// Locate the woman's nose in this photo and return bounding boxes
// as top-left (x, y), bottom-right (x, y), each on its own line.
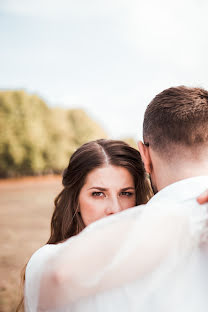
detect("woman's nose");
top-left (105, 197), bottom-right (122, 215)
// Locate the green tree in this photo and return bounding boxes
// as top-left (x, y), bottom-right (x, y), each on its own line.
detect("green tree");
top-left (0, 90), bottom-right (107, 177)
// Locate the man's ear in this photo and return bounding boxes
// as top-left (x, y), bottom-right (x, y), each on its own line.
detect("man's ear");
top-left (138, 141), bottom-right (152, 174)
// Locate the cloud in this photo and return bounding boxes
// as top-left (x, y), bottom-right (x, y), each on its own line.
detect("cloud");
top-left (0, 0), bottom-right (130, 20)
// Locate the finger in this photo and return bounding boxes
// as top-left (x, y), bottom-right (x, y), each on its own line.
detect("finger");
top-left (197, 189), bottom-right (208, 205)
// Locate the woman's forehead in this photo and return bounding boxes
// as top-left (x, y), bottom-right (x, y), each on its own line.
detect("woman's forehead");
top-left (83, 165), bottom-right (134, 189)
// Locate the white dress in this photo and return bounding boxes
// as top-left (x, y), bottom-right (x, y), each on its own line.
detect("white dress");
top-left (25, 176), bottom-right (208, 312)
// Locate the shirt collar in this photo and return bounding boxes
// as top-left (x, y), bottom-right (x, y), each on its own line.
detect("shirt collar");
top-left (148, 176), bottom-right (208, 205)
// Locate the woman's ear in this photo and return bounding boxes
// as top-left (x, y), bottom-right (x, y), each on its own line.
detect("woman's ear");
top-left (138, 141), bottom-right (153, 174)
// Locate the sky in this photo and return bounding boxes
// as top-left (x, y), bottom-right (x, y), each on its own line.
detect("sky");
top-left (0, 0), bottom-right (208, 140)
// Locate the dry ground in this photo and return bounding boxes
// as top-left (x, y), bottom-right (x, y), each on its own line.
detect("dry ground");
top-left (0, 176), bottom-right (62, 312)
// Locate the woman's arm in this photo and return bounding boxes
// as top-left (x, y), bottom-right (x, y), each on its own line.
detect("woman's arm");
top-left (38, 205), bottom-right (191, 310)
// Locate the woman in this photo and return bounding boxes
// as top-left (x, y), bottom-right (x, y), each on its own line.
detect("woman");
top-left (22, 139), bottom-right (152, 311)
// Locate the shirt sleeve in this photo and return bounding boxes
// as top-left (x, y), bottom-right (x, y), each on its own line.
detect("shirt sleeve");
top-left (38, 203), bottom-right (203, 311)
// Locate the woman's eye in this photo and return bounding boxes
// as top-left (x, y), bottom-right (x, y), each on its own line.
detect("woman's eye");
top-left (92, 192), bottom-right (104, 197)
top-left (120, 191), bottom-right (134, 197)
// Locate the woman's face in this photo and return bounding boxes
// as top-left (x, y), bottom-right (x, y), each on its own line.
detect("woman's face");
top-left (79, 165), bottom-right (136, 226)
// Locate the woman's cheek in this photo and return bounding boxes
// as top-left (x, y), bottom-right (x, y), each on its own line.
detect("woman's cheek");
top-left (80, 198), bottom-right (105, 225)
top-left (122, 196), bottom-right (136, 210)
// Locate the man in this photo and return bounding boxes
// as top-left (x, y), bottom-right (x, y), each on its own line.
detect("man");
top-left (39, 86), bottom-right (208, 311)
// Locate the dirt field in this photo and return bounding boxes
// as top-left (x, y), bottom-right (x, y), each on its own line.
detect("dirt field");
top-left (0, 176), bottom-right (62, 312)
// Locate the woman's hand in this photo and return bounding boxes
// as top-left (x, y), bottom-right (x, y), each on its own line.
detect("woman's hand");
top-left (197, 190), bottom-right (208, 204)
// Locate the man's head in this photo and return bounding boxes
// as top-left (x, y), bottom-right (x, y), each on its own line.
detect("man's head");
top-left (138, 86), bottom-right (208, 192)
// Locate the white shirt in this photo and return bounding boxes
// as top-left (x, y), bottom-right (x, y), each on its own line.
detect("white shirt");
top-left (25, 176), bottom-right (208, 312)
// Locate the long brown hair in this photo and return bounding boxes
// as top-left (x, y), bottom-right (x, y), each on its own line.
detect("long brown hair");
top-left (17, 139), bottom-right (152, 311)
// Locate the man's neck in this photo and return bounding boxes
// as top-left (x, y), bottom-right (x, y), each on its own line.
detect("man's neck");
top-left (155, 161), bottom-right (208, 192)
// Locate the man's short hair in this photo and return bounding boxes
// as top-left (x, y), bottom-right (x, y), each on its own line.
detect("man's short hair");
top-left (143, 86), bottom-right (208, 153)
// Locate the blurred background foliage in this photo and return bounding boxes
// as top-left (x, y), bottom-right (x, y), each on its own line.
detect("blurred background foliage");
top-left (0, 90), bottom-right (137, 178)
top-left (0, 90), bottom-right (108, 178)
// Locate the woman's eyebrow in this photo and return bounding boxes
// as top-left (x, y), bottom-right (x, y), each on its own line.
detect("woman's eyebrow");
top-left (88, 187), bottom-right (107, 191)
top-left (121, 187), bottom-right (135, 191)
top-left (87, 187), bottom-right (135, 191)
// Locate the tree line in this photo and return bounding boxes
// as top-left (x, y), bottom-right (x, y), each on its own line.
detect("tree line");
top-left (0, 90), bottom-right (107, 177)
